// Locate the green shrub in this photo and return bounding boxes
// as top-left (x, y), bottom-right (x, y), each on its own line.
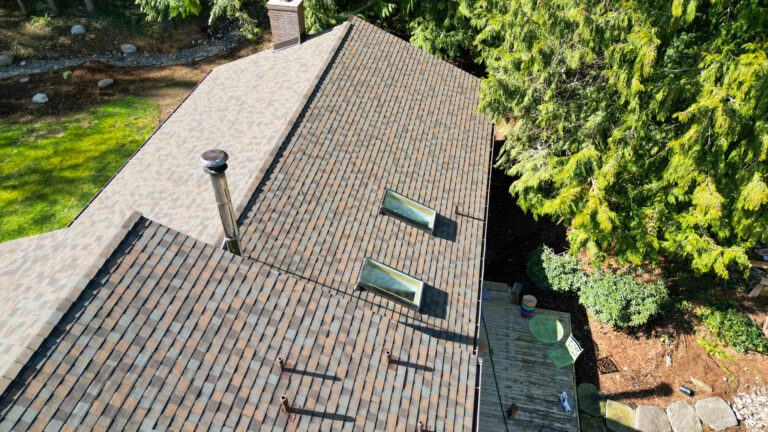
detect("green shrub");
top-left (697, 307), bottom-right (768, 354)
top-left (578, 270), bottom-right (669, 328)
top-left (526, 245), bottom-right (585, 293)
top-left (527, 244), bottom-right (669, 328)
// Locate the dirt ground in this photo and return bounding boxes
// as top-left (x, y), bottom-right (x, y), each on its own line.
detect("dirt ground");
top-left (0, 0), bottom-right (233, 59)
top-left (484, 141), bottom-right (768, 429)
top-left (0, 36), bottom-right (269, 124)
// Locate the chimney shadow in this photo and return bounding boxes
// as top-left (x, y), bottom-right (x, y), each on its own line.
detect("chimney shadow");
top-left (420, 284), bottom-right (448, 319)
top-left (282, 368), bottom-right (341, 382)
top-left (433, 214), bottom-right (457, 242)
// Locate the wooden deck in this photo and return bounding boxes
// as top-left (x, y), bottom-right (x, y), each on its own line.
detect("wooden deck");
top-left (478, 283), bottom-right (580, 431)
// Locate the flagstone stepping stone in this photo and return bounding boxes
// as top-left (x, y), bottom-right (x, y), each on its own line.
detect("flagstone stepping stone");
top-left (666, 402), bottom-right (701, 432)
top-left (581, 413), bottom-right (607, 432)
top-left (606, 400), bottom-right (635, 432)
top-left (71, 24), bottom-right (86, 35)
top-left (635, 406), bottom-right (671, 432)
top-left (579, 383), bottom-right (607, 418)
top-left (694, 397), bottom-right (737, 431)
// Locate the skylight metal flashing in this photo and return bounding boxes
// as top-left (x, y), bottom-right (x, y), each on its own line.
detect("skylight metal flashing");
top-left (357, 258), bottom-right (424, 310)
top-left (380, 189), bottom-right (437, 233)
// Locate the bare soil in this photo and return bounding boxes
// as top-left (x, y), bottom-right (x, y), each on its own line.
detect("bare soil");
top-left (0, 1), bottom-right (229, 59)
top-left (484, 141), bottom-right (768, 429)
top-left (0, 37), bottom-right (269, 124)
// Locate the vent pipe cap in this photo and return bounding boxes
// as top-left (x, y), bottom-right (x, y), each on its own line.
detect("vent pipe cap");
top-left (200, 149), bottom-right (229, 173)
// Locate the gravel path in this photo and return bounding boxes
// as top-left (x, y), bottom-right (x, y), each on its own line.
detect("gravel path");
top-left (0, 33), bottom-right (243, 81)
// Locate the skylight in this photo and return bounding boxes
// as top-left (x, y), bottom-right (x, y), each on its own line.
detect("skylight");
top-left (358, 258), bottom-right (424, 310)
top-left (380, 189), bottom-right (437, 233)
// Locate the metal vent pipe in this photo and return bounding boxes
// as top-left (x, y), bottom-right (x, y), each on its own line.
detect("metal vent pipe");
top-left (199, 149), bottom-right (242, 256)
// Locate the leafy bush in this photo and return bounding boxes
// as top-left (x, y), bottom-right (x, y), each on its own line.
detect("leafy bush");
top-left (578, 270), bottom-right (669, 328)
top-left (697, 307), bottom-right (768, 354)
top-left (527, 244), bottom-right (668, 328)
top-left (526, 245), bottom-right (584, 293)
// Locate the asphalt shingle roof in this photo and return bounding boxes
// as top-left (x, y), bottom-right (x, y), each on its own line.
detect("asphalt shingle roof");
top-left (238, 18), bottom-right (492, 340)
top-left (0, 17), bottom-right (491, 432)
top-left (0, 218), bottom-right (477, 431)
top-left (0, 23), bottom-right (347, 392)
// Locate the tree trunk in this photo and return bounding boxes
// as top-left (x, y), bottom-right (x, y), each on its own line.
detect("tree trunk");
top-left (83, 0), bottom-right (95, 12)
top-left (46, 0), bottom-right (59, 14)
top-left (16, 0), bottom-right (28, 14)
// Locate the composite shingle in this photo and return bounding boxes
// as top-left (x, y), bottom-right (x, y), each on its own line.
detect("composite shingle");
top-left (0, 16), bottom-right (491, 432)
top-left (0, 219), bottom-right (477, 430)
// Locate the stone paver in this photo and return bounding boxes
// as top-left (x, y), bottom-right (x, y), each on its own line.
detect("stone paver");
top-left (606, 400), bottom-right (636, 432)
top-left (579, 382), bottom-right (607, 417)
top-left (695, 397), bottom-right (738, 431)
top-left (635, 405), bottom-right (672, 432)
top-left (581, 413), bottom-right (608, 432)
top-left (667, 402), bottom-right (702, 432)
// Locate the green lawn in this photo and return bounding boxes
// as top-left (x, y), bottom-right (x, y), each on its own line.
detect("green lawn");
top-left (0, 96), bottom-right (159, 243)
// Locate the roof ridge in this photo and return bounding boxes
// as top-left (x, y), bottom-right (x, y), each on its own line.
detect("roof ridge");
top-left (347, 16), bottom-right (482, 81)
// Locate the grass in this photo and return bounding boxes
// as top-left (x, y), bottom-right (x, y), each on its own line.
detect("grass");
top-left (0, 96), bottom-right (159, 243)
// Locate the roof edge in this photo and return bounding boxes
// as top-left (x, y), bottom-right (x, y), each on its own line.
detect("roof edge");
top-left (0, 210), bottom-right (144, 397)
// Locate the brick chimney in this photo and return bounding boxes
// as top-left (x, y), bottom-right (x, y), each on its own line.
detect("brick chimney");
top-left (267, 0), bottom-right (306, 50)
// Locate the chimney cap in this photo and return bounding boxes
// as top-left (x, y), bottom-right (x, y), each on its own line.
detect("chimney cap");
top-left (200, 149), bottom-right (229, 169)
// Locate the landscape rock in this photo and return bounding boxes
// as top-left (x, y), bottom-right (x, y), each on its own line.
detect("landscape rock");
top-left (690, 377), bottom-right (713, 393)
top-left (1, 30), bottom-right (243, 81)
top-left (19, 77), bottom-right (30, 83)
top-left (579, 383), bottom-right (607, 418)
top-left (581, 413), bottom-right (607, 432)
top-left (32, 93), bottom-right (48, 104)
top-left (606, 400), bottom-right (635, 432)
top-left (70, 24), bottom-right (86, 35)
top-left (121, 44), bottom-right (137, 54)
top-left (635, 406), bottom-right (672, 432)
top-left (732, 386), bottom-right (768, 430)
top-left (0, 54), bottom-right (14, 67)
top-left (20, 60), bottom-right (26, 66)
top-left (667, 402), bottom-right (702, 432)
top-left (695, 397), bottom-right (738, 431)
top-left (97, 78), bottom-right (114, 88)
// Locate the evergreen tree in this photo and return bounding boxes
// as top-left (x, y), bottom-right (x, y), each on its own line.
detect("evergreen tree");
top-left (136, 0), bottom-right (261, 38)
top-left (304, 0), bottom-right (476, 60)
top-left (466, 0), bottom-right (768, 277)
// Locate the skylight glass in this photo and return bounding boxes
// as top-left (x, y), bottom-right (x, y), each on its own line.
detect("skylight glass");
top-left (358, 258), bottom-right (424, 310)
top-left (380, 189), bottom-right (437, 233)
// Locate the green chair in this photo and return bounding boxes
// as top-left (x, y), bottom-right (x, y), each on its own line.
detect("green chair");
top-left (548, 334), bottom-right (583, 369)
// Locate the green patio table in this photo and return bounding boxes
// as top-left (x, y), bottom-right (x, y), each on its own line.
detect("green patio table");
top-left (528, 314), bottom-right (564, 344)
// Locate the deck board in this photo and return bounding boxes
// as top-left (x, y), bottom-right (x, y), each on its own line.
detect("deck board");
top-left (478, 289), bottom-right (580, 431)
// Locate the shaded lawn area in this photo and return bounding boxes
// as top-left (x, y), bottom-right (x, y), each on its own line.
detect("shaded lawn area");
top-left (0, 96), bottom-right (159, 243)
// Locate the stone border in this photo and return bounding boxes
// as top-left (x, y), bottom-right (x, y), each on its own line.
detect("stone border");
top-left (580, 383), bottom-right (739, 432)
